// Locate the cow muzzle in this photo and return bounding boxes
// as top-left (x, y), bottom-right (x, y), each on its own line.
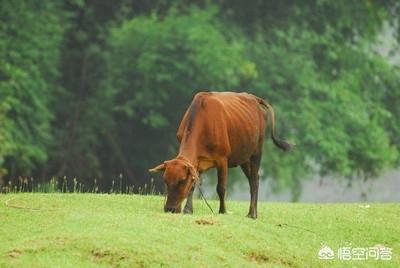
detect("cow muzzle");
top-left (164, 206), bottom-right (181, 213)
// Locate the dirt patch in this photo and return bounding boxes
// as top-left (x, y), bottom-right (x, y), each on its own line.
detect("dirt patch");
top-left (194, 219), bottom-right (217, 225)
top-left (246, 251), bottom-right (295, 267)
top-left (89, 248), bottom-right (150, 268)
top-left (6, 249), bottom-right (22, 258)
top-left (90, 248), bottom-right (128, 266)
top-left (247, 252), bottom-right (270, 263)
top-left (91, 249), bottom-right (113, 259)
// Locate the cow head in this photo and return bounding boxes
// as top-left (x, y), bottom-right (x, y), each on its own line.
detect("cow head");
top-left (149, 157), bottom-right (199, 213)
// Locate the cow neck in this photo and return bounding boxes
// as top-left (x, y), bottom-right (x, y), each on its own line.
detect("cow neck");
top-left (177, 131), bottom-right (199, 169)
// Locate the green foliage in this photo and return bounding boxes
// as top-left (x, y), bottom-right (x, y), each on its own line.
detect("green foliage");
top-left (0, 1), bottom-right (65, 177)
top-left (106, 6), bottom-right (254, 122)
top-left (100, 6), bottom-right (256, 186)
top-left (1, 1), bottom-right (400, 198)
top-left (44, 1), bottom-right (112, 181)
top-left (238, 2), bottom-right (400, 196)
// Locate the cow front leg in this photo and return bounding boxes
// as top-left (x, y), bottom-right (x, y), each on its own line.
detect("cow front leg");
top-left (216, 161), bottom-right (228, 214)
top-left (183, 185), bottom-right (195, 214)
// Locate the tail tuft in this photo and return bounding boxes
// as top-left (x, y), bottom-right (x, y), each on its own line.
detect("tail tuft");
top-left (272, 138), bottom-right (294, 152)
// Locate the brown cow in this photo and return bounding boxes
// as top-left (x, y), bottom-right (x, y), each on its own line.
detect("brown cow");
top-left (149, 91), bottom-right (292, 218)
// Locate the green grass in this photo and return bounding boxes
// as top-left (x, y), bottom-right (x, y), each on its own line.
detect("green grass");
top-left (0, 194), bottom-right (399, 267)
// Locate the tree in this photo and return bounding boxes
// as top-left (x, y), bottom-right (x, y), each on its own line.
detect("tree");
top-left (1, 1), bottom-right (400, 199)
top-left (235, 1), bottom-right (400, 198)
top-left (0, 1), bottom-right (66, 187)
top-left (100, 6), bottom-right (257, 189)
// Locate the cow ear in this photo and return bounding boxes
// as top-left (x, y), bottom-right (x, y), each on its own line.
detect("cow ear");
top-left (148, 163), bottom-right (166, 173)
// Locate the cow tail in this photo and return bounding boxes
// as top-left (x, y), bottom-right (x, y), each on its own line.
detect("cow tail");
top-left (258, 99), bottom-right (293, 152)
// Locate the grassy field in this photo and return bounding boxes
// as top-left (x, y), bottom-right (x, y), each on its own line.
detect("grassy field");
top-left (0, 193), bottom-right (398, 267)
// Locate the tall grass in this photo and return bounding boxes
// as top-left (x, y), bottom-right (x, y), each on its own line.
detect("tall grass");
top-left (1, 176), bottom-right (160, 196)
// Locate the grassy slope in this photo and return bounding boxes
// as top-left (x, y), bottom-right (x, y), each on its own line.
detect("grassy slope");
top-left (0, 194), bottom-right (399, 267)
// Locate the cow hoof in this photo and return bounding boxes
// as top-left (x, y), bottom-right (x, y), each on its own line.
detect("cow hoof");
top-left (183, 209), bottom-right (193, 214)
top-left (247, 213), bottom-right (257, 219)
top-left (219, 210), bottom-right (232, 215)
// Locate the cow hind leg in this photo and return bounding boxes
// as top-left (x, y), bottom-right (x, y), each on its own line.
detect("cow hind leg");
top-left (183, 185), bottom-right (195, 214)
top-left (241, 155), bottom-right (261, 219)
top-left (216, 160), bottom-right (228, 214)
